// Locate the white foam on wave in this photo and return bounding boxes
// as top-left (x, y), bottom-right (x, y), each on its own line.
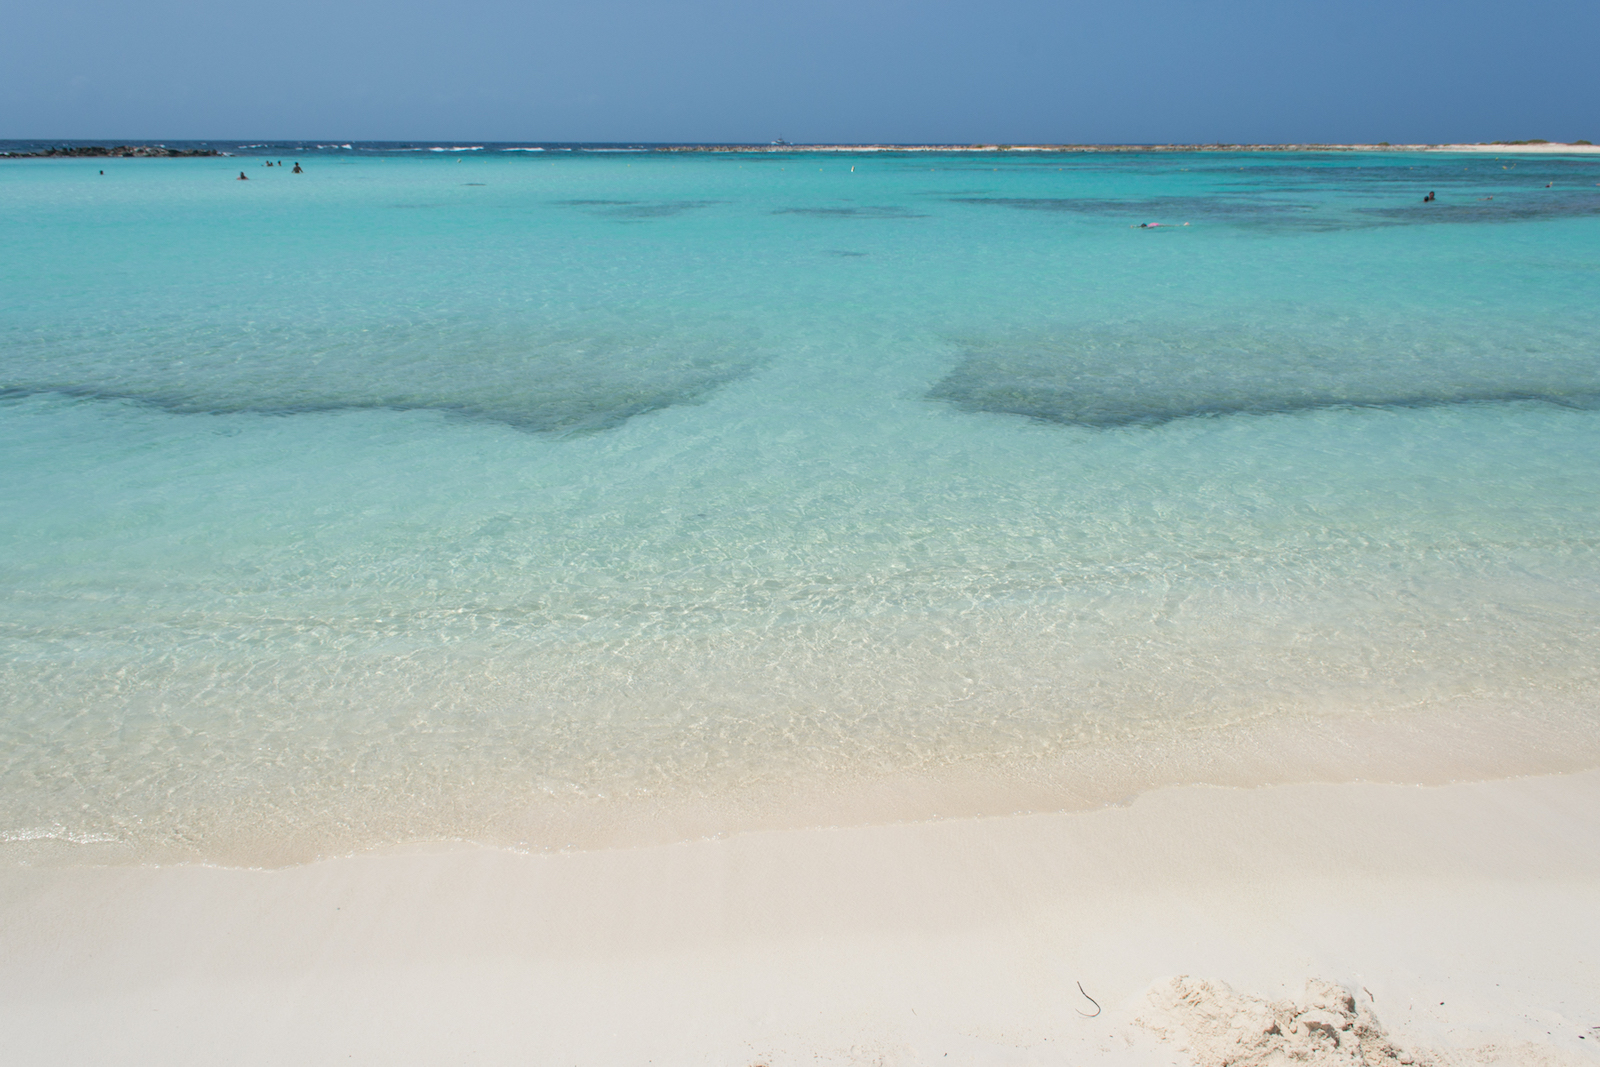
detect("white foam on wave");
top-left (2, 825), bottom-right (120, 846)
top-left (502, 147), bottom-right (545, 152)
top-left (428, 146), bottom-right (485, 152)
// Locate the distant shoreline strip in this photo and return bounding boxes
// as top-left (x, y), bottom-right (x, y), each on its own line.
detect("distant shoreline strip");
top-left (5, 141), bottom-right (1597, 159)
top-left (651, 142), bottom-right (1600, 155)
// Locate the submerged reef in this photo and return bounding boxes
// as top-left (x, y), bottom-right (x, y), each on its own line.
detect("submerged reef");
top-left (929, 330), bottom-right (1600, 428)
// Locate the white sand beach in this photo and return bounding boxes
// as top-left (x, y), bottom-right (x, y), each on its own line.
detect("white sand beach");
top-left (1422, 143), bottom-right (1600, 154)
top-left (3, 769), bottom-right (1596, 1065)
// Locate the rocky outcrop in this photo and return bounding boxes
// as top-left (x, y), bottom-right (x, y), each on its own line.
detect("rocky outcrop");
top-left (0, 145), bottom-right (220, 158)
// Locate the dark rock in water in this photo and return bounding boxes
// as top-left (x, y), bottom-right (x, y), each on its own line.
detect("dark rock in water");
top-left (0, 145), bottom-right (221, 158)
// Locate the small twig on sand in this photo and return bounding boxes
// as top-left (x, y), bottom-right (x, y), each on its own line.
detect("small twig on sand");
top-left (1077, 982), bottom-right (1102, 1018)
top-left (1364, 987), bottom-right (1375, 1003)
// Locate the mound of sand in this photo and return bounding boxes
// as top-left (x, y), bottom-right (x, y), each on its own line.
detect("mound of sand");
top-left (1136, 977), bottom-right (1581, 1067)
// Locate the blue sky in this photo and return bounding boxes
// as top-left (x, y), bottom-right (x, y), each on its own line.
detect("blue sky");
top-left (4, 0), bottom-right (1596, 143)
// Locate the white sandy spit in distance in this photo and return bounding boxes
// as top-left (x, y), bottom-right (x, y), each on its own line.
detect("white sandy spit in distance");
top-left (668, 142), bottom-right (1600, 154)
top-left (1422, 143), bottom-right (1600, 154)
top-left (3, 770), bottom-right (1598, 1065)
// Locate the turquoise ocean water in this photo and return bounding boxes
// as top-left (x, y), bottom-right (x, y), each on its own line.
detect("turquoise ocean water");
top-left (4, 145), bottom-right (1599, 864)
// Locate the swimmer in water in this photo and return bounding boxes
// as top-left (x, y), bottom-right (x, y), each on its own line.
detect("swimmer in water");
top-left (1423, 191), bottom-right (1435, 202)
top-left (238, 171), bottom-right (249, 180)
top-left (292, 162), bottom-right (302, 173)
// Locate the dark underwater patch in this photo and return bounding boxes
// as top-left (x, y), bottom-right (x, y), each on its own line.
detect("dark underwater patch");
top-left (2, 328), bottom-right (765, 435)
top-left (953, 187), bottom-right (1600, 231)
top-left (555, 199), bottom-right (724, 220)
top-left (950, 195), bottom-right (1318, 223)
top-left (1360, 192), bottom-right (1600, 226)
top-left (774, 205), bottom-right (927, 219)
top-left (0, 384), bottom-right (733, 434)
top-left (928, 334), bottom-right (1600, 429)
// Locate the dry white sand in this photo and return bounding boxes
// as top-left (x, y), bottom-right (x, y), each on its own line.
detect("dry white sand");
top-left (1421, 143), bottom-right (1600, 154)
top-left (2, 770), bottom-right (1597, 1066)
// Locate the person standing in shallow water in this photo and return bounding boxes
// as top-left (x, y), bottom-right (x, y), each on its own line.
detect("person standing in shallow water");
top-left (292, 162), bottom-right (302, 173)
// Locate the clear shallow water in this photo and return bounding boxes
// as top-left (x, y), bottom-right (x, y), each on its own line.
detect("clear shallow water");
top-left (3, 146), bottom-right (1600, 863)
